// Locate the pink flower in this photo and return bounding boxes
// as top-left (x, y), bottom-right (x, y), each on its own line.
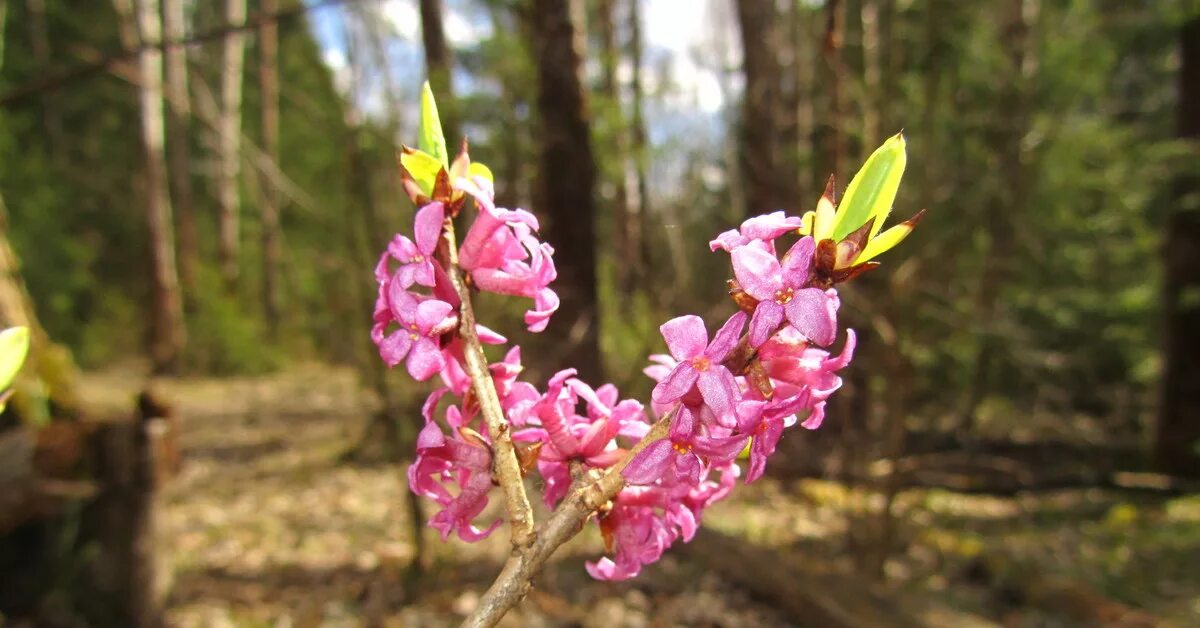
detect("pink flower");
top-left (732, 236), bottom-right (839, 347)
top-left (512, 371), bottom-right (647, 506)
top-left (456, 177), bottom-right (560, 332)
top-left (622, 404), bottom-right (747, 485)
top-left (651, 312), bottom-right (747, 425)
top-left (585, 496), bottom-right (673, 581)
top-left (709, 211), bottom-right (804, 254)
top-left (761, 328), bottom-right (856, 429)
top-left (372, 288), bottom-right (457, 381)
top-left (374, 202), bottom-right (446, 288)
top-left (407, 390), bottom-right (501, 542)
top-left (734, 397), bottom-right (804, 483)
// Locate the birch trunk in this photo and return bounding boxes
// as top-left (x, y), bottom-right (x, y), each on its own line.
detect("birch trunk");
top-left (217, 0), bottom-right (247, 286)
top-left (162, 0), bottom-right (197, 298)
top-left (259, 0), bottom-right (282, 337)
top-left (130, 0), bottom-right (186, 373)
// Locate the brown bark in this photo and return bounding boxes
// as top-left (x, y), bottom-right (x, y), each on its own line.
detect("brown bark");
top-left (1156, 16), bottom-right (1200, 477)
top-left (528, 0), bottom-right (601, 382)
top-left (162, 0), bottom-right (197, 300)
top-left (128, 0), bottom-right (186, 374)
top-left (419, 0), bottom-right (460, 144)
top-left (83, 413), bottom-right (163, 627)
top-left (592, 0), bottom-right (644, 293)
top-left (625, 0), bottom-right (648, 277)
top-left (790, 1), bottom-right (816, 202)
top-left (736, 0), bottom-right (791, 215)
top-left (259, 0), bottom-right (283, 338)
top-left (217, 0), bottom-right (247, 287)
top-left (821, 0), bottom-right (847, 180)
top-left (595, 0), bottom-right (634, 293)
top-left (861, 0), bottom-right (881, 148)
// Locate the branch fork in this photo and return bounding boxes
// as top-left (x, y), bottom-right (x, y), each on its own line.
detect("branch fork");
top-left (437, 213), bottom-right (674, 627)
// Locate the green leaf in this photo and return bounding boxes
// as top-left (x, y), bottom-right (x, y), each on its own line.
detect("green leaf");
top-left (467, 161), bottom-right (494, 184)
top-left (831, 133), bottom-right (907, 241)
top-left (856, 222), bottom-right (914, 264)
top-left (400, 149), bottom-right (443, 196)
top-left (0, 326), bottom-right (30, 397)
top-left (419, 82), bottom-right (450, 168)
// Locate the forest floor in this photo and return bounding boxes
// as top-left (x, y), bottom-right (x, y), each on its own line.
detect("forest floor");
top-left (78, 365), bottom-right (1200, 627)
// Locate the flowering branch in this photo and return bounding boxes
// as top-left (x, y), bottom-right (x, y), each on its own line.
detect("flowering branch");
top-left (463, 412), bottom-right (672, 628)
top-left (373, 85), bottom-right (922, 628)
top-left (441, 214), bottom-right (536, 548)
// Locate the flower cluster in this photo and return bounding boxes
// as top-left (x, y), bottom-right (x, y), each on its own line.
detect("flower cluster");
top-left (378, 87), bottom-right (919, 583)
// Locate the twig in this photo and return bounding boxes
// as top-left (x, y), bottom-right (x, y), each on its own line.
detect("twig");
top-left (441, 216), bottom-right (536, 548)
top-left (462, 412), bottom-right (673, 628)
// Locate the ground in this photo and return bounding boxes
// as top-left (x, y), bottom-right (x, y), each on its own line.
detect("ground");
top-left (78, 366), bottom-right (1200, 627)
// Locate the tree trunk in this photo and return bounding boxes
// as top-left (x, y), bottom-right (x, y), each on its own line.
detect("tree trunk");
top-left (128, 0), bottom-right (185, 374)
top-left (594, 0), bottom-right (633, 293)
top-left (259, 0), bottom-right (283, 339)
top-left (528, 0), bottom-right (601, 382)
top-left (1156, 16), bottom-right (1200, 477)
top-left (419, 0), bottom-right (460, 144)
top-left (736, 0), bottom-right (789, 215)
top-left (162, 0), bottom-right (197, 301)
top-left (790, 1), bottom-right (816, 203)
top-left (860, 0), bottom-right (881, 149)
top-left (625, 0), bottom-right (648, 278)
top-left (217, 0), bottom-right (247, 287)
top-left (820, 0), bottom-right (847, 180)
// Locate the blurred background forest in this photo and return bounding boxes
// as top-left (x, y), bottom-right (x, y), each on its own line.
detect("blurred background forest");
top-left (1, 0), bottom-right (1199, 626)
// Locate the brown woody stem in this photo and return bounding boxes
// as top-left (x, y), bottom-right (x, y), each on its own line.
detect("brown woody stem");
top-left (461, 412), bottom-right (673, 628)
top-left (442, 216), bottom-right (536, 548)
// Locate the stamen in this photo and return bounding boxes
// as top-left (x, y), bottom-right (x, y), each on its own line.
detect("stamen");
top-left (774, 287), bottom-right (794, 304)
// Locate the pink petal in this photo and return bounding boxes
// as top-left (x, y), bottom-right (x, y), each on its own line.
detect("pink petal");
top-left (525, 287), bottom-right (559, 332)
top-left (696, 367), bottom-right (739, 426)
top-left (748, 301), bottom-right (785, 347)
top-left (801, 402), bottom-right (827, 430)
top-left (650, 363), bottom-right (698, 405)
top-left (731, 245), bottom-right (784, 301)
top-left (735, 399), bottom-right (766, 433)
top-left (378, 330), bottom-right (412, 367)
top-left (825, 328), bottom-right (856, 370)
top-left (673, 452), bottom-right (702, 482)
top-left (659, 315), bottom-right (708, 360)
top-left (415, 299), bottom-right (455, 335)
top-left (695, 434), bottom-right (750, 463)
top-left (779, 236), bottom-right (815, 280)
top-left (406, 337), bottom-right (446, 381)
top-left (622, 439), bottom-right (673, 485)
top-left (414, 202), bottom-right (446, 254)
top-left (740, 211), bottom-right (804, 240)
top-left (784, 288), bottom-right (838, 346)
top-left (706, 311), bottom-right (747, 361)
top-left (669, 404), bottom-right (697, 440)
top-left (476, 324), bottom-right (507, 344)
